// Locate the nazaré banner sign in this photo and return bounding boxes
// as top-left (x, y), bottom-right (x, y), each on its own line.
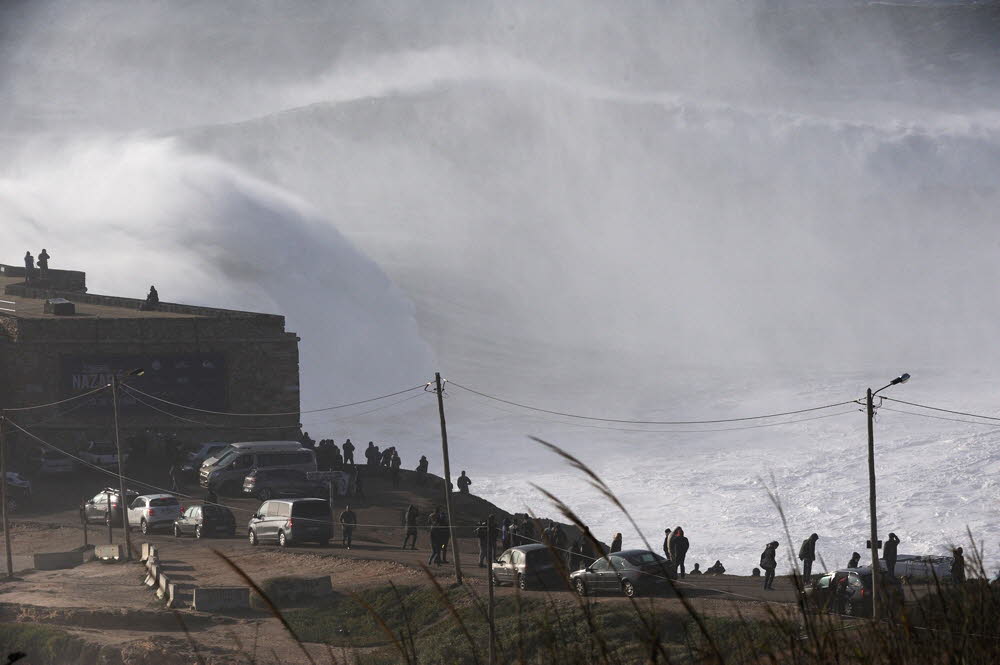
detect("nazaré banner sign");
top-left (60, 353), bottom-right (227, 411)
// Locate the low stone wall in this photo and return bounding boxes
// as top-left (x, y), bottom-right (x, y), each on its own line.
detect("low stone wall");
top-left (32, 545), bottom-right (94, 570)
top-left (192, 587), bottom-right (251, 612)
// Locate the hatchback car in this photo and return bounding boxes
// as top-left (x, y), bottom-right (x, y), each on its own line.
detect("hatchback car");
top-left (242, 468), bottom-right (327, 501)
top-left (491, 544), bottom-right (568, 591)
top-left (803, 568), bottom-right (904, 617)
top-left (127, 494), bottom-right (182, 534)
top-left (174, 503), bottom-right (236, 539)
top-left (248, 498), bottom-right (332, 547)
top-left (83, 488), bottom-right (139, 526)
top-left (570, 549), bottom-right (672, 597)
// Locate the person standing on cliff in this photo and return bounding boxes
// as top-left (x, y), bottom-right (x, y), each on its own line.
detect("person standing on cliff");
top-left (23, 251), bottom-right (34, 281)
top-left (37, 249), bottom-right (50, 279)
top-left (342, 438), bottom-right (355, 465)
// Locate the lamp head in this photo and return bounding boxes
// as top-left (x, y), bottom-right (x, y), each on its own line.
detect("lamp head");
top-left (890, 372), bottom-right (911, 386)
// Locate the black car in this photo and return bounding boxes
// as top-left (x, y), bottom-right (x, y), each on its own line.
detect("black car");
top-left (248, 498), bottom-right (332, 547)
top-left (491, 544), bottom-right (567, 591)
top-left (82, 487), bottom-right (139, 526)
top-left (570, 549), bottom-right (672, 597)
top-left (173, 503), bottom-right (237, 539)
top-left (802, 568), bottom-right (904, 617)
top-left (242, 468), bottom-right (327, 501)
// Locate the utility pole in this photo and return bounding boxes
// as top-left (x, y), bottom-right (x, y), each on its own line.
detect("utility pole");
top-left (434, 372), bottom-right (463, 584)
top-left (111, 376), bottom-right (132, 561)
top-left (106, 490), bottom-right (113, 544)
top-left (1, 411), bottom-right (13, 578)
top-left (487, 513), bottom-right (496, 665)
top-left (866, 387), bottom-right (880, 621)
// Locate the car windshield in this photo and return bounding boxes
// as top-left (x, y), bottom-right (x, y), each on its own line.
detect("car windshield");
top-left (150, 497), bottom-right (179, 507)
top-left (623, 551), bottom-right (665, 566)
top-left (213, 450), bottom-right (238, 467)
top-left (202, 505), bottom-right (230, 518)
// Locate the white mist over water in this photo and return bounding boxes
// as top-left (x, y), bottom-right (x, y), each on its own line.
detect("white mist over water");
top-left (2, 1), bottom-right (999, 574)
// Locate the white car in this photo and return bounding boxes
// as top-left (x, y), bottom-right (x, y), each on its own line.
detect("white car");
top-left (127, 494), bottom-right (182, 534)
top-left (35, 449), bottom-right (75, 474)
top-left (877, 554), bottom-right (954, 582)
top-left (79, 441), bottom-right (126, 470)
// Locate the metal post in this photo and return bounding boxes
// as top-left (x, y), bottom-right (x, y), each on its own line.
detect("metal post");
top-left (111, 376), bottom-right (132, 560)
top-left (1, 412), bottom-right (13, 578)
top-left (434, 372), bottom-right (463, 584)
top-left (106, 490), bottom-right (113, 544)
top-left (81, 501), bottom-right (89, 548)
top-left (866, 387), bottom-right (880, 621)
top-left (487, 513), bottom-right (496, 665)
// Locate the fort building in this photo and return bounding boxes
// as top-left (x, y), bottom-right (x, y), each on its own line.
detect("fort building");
top-left (0, 262), bottom-right (300, 457)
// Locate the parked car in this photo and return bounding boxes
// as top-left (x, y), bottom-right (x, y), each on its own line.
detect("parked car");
top-left (802, 568), bottom-right (904, 617)
top-left (33, 448), bottom-right (75, 474)
top-left (570, 549), bottom-right (672, 597)
top-left (82, 487), bottom-right (139, 526)
top-left (200, 441), bottom-right (316, 494)
top-left (889, 554), bottom-right (955, 583)
top-left (174, 503), bottom-right (236, 539)
top-left (243, 468), bottom-right (327, 501)
top-left (491, 544), bottom-right (568, 591)
top-left (126, 494), bottom-right (182, 534)
top-left (248, 498), bottom-right (332, 547)
top-left (181, 442), bottom-right (229, 476)
top-left (79, 441), bottom-right (126, 470)
top-left (3, 472), bottom-right (32, 513)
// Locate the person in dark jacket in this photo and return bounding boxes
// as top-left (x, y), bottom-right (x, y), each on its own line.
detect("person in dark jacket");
top-left (37, 248), bottom-right (50, 279)
top-left (760, 541), bottom-right (779, 590)
top-left (342, 439), bottom-right (355, 465)
top-left (883, 532), bottom-right (900, 578)
top-left (705, 560), bottom-right (725, 575)
top-left (848, 552), bottom-right (861, 568)
top-left (610, 533), bottom-right (622, 553)
top-left (798, 533), bottom-right (819, 582)
top-left (23, 251), bottom-right (34, 280)
top-left (501, 517), bottom-right (512, 550)
top-left (476, 521), bottom-right (490, 567)
top-left (689, 563), bottom-right (702, 575)
top-left (340, 506), bottom-right (357, 549)
top-left (390, 453), bottom-right (402, 488)
top-left (402, 505), bottom-right (418, 549)
top-left (662, 529), bottom-right (672, 565)
top-left (457, 471), bottom-right (472, 494)
top-left (951, 547), bottom-right (966, 583)
top-left (669, 527), bottom-right (690, 578)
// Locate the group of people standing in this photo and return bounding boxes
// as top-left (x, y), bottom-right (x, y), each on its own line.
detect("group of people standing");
top-left (22, 249), bottom-right (51, 280)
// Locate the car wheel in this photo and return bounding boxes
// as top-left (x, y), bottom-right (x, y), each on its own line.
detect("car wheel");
top-left (173, 524), bottom-right (181, 538)
top-left (622, 579), bottom-right (637, 598)
top-left (574, 578), bottom-right (588, 596)
top-left (140, 519), bottom-right (149, 535)
top-left (278, 531), bottom-right (288, 548)
top-left (249, 529), bottom-right (258, 546)
top-left (195, 525), bottom-right (203, 540)
top-left (257, 489), bottom-right (272, 501)
top-left (517, 574), bottom-right (528, 591)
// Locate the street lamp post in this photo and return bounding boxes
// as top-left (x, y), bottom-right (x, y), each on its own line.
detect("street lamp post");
top-left (111, 369), bottom-right (144, 561)
top-left (867, 372), bottom-right (910, 621)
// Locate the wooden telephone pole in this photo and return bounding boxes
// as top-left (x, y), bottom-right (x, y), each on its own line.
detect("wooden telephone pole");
top-left (1, 411), bottom-right (13, 578)
top-left (434, 373), bottom-right (463, 584)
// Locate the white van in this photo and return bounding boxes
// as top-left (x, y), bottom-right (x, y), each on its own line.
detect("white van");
top-left (199, 441), bottom-right (316, 494)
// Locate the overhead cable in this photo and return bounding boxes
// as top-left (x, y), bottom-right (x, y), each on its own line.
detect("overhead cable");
top-left (121, 382), bottom-right (429, 417)
top-left (448, 381), bottom-right (859, 425)
top-left (880, 396), bottom-right (1000, 422)
top-left (3, 384), bottom-right (110, 412)
top-left (879, 406), bottom-right (1000, 429)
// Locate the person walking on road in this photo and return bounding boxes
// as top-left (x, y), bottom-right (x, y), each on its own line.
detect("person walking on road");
top-left (669, 527), bottom-right (690, 578)
top-left (403, 505), bottom-right (419, 549)
top-left (883, 532), bottom-right (900, 578)
top-left (760, 541), bottom-right (779, 590)
top-left (798, 533), bottom-right (819, 583)
top-left (476, 520), bottom-right (490, 567)
top-left (342, 439), bottom-right (355, 465)
top-left (848, 552), bottom-right (861, 568)
top-left (340, 506), bottom-right (357, 549)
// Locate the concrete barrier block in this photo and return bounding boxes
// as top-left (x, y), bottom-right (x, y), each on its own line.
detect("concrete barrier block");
top-left (33, 551), bottom-right (84, 570)
top-left (145, 564), bottom-right (159, 587)
top-left (95, 544), bottom-right (125, 561)
top-left (193, 587), bottom-right (250, 612)
top-left (166, 582), bottom-right (177, 609)
top-left (140, 543), bottom-right (151, 562)
top-left (156, 574), bottom-right (170, 600)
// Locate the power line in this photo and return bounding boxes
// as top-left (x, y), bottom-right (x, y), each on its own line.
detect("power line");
top-left (462, 390), bottom-right (860, 433)
top-left (880, 396), bottom-right (1000, 422)
top-left (121, 382), bottom-right (430, 418)
top-left (879, 406), bottom-right (1000, 429)
top-left (449, 381), bottom-right (859, 425)
top-left (3, 384), bottom-right (110, 412)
